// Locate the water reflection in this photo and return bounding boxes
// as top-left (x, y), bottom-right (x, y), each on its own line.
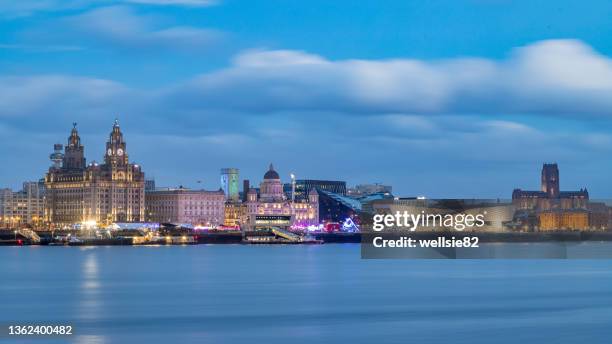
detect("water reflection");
top-left (78, 248), bottom-right (105, 342)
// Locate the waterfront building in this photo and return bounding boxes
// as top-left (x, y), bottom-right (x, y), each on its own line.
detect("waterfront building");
top-left (0, 189), bottom-right (9, 227)
top-left (44, 121), bottom-right (145, 227)
top-left (512, 163), bottom-right (588, 210)
top-left (538, 209), bottom-right (589, 231)
top-left (245, 164), bottom-right (319, 229)
top-left (224, 201), bottom-right (248, 227)
top-left (0, 181), bottom-right (45, 228)
top-left (221, 168), bottom-right (239, 201)
top-left (347, 183), bottom-right (393, 197)
top-left (587, 202), bottom-right (611, 230)
top-left (317, 190), bottom-right (361, 224)
top-left (146, 187), bottom-right (225, 226)
top-left (510, 163), bottom-right (612, 231)
top-left (283, 179), bottom-right (347, 201)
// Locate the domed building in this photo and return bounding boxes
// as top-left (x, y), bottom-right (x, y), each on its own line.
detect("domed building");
top-left (246, 164), bottom-right (319, 230)
top-left (259, 164), bottom-right (284, 201)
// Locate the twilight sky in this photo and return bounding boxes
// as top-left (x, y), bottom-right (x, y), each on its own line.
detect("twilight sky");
top-left (2, 0), bottom-right (612, 198)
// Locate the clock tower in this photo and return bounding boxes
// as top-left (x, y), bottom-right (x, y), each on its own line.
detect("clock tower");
top-left (104, 119), bottom-right (129, 166)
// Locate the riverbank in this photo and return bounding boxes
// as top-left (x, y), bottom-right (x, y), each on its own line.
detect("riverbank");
top-left (3, 230), bottom-right (612, 246)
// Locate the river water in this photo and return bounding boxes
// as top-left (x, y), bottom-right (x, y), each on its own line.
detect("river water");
top-left (2, 244), bottom-right (612, 343)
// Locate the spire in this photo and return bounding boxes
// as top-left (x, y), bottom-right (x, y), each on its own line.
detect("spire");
top-left (113, 118), bottom-right (119, 127)
top-left (269, 163), bottom-right (274, 171)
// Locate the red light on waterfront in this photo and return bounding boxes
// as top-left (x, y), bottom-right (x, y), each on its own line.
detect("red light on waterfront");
top-left (17, 239), bottom-right (23, 246)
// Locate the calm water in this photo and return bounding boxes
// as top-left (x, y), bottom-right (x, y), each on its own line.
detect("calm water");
top-left (2, 244), bottom-right (612, 343)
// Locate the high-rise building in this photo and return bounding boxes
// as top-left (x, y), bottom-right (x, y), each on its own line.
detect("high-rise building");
top-left (242, 179), bottom-right (250, 202)
top-left (44, 120), bottom-right (145, 227)
top-left (220, 168), bottom-right (239, 201)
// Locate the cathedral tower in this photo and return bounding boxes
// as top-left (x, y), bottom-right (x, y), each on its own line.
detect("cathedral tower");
top-left (541, 163), bottom-right (560, 198)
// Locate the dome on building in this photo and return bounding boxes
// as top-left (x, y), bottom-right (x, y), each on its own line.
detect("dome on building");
top-left (263, 163), bottom-right (280, 180)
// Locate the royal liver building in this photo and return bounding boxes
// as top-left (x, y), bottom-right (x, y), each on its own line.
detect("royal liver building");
top-left (44, 120), bottom-right (145, 227)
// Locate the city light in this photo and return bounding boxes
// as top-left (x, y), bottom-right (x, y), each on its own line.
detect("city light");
top-left (82, 220), bottom-right (97, 229)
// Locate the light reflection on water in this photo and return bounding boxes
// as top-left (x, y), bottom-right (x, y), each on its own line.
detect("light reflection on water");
top-left (79, 251), bottom-right (102, 322)
top-left (1, 244), bottom-right (612, 344)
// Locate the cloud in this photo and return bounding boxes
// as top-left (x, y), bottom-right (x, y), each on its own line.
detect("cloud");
top-left (55, 6), bottom-right (222, 51)
top-left (0, 75), bottom-right (133, 134)
top-left (3, 39), bottom-right (612, 196)
top-left (167, 39), bottom-right (612, 117)
top-left (5, 39), bottom-right (612, 125)
top-left (0, 0), bottom-right (218, 17)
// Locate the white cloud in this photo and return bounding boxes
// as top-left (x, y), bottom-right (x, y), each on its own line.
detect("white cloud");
top-left (234, 50), bottom-right (329, 67)
top-left (37, 6), bottom-right (223, 52)
top-left (0, 0), bottom-right (218, 17)
top-left (0, 75), bottom-right (129, 117)
top-left (5, 39), bottom-right (612, 122)
top-left (169, 39), bottom-right (612, 117)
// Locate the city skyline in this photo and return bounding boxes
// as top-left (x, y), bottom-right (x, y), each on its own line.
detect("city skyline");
top-left (2, 118), bottom-right (602, 199)
top-left (3, 1), bottom-right (612, 197)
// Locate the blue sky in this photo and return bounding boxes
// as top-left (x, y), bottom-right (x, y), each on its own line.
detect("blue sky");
top-left (2, 0), bottom-right (612, 197)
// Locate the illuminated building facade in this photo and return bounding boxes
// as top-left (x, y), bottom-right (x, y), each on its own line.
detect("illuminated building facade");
top-left (512, 163), bottom-right (588, 210)
top-left (44, 121), bottom-right (145, 227)
top-left (221, 168), bottom-right (240, 201)
top-left (510, 163), bottom-right (612, 231)
top-left (538, 210), bottom-right (589, 231)
top-left (0, 181), bottom-right (45, 228)
top-left (245, 164), bottom-right (319, 229)
top-left (146, 187), bottom-right (225, 226)
top-left (317, 189), bottom-right (361, 224)
top-left (224, 201), bottom-right (248, 227)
